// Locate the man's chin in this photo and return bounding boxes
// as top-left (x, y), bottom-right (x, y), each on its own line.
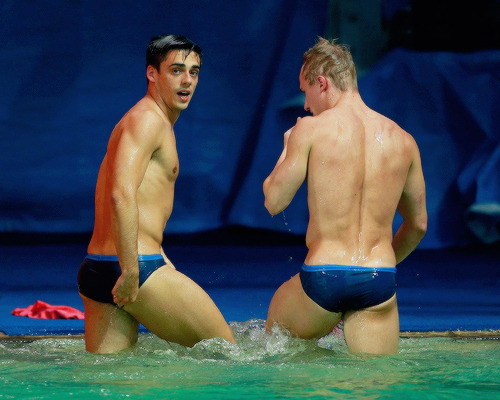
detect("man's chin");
top-left (175, 102), bottom-right (191, 111)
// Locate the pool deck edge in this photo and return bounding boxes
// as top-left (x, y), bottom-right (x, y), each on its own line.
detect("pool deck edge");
top-left (2, 330), bottom-right (499, 341)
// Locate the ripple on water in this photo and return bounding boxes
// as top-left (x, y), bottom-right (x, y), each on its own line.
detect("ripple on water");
top-left (0, 320), bottom-right (498, 400)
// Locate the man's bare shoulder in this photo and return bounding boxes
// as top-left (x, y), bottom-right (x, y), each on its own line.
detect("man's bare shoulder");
top-left (294, 115), bottom-right (316, 130)
top-left (115, 97), bottom-right (170, 140)
top-left (294, 114), bottom-right (329, 135)
top-left (297, 109), bottom-right (348, 142)
top-left (122, 97), bottom-right (168, 126)
top-left (367, 108), bottom-right (417, 145)
top-left (288, 116), bottom-right (322, 149)
top-left (386, 117), bottom-right (418, 149)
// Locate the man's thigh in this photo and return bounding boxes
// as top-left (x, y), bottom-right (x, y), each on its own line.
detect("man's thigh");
top-left (80, 294), bottom-right (139, 353)
top-left (125, 266), bottom-right (235, 347)
top-left (343, 294), bottom-right (399, 354)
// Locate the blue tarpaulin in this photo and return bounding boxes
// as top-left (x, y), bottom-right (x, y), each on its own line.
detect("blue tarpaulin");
top-left (1, 1), bottom-right (499, 248)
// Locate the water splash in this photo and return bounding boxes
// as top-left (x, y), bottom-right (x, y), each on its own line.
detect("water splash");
top-left (130, 319), bottom-right (348, 364)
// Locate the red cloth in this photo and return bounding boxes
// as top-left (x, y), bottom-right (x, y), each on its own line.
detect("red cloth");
top-left (12, 300), bottom-right (85, 320)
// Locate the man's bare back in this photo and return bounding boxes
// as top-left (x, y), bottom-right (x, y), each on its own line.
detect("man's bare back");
top-left (304, 97), bottom-right (420, 267)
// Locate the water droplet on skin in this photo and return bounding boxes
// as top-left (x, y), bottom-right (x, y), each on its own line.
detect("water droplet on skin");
top-left (376, 132), bottom-right (384, 146)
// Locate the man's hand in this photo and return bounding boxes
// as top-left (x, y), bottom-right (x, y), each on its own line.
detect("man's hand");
top-left (111, 273), bottom-right (139, 308)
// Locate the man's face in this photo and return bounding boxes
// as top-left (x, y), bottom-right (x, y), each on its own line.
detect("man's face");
top-left (299, 66), bottom-right (322, 116)
top-left (154, 50), bottom-right (201, 111)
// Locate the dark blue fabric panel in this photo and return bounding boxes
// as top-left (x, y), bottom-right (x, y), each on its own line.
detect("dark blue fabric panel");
top-left (0, 0), bottom-right (328, 233)
top-left (1, 2), bottom-right (499, 248)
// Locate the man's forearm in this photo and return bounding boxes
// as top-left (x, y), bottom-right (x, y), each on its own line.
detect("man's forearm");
top-left (392, 222), bottom-right (426, 264)
top-left (111, 191), bottom-right (140, 276)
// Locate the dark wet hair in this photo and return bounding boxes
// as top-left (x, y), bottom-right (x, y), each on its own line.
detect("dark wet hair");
top-left (146, 34), bottom-right (202, 71)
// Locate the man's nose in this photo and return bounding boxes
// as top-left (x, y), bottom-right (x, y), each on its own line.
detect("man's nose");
top-left (182, 72), bottom-right (192, 85)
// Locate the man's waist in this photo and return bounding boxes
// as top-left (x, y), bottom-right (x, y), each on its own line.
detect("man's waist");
top-left (88, 235), bottom-right (163, 256)
top-left (305, 240), bottom-right (396, 266)
top-left (86, 254), bottom-right (164, 262)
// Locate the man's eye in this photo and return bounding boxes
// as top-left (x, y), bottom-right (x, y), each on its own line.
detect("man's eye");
top-left (190, 70), bottom-right (199, 77)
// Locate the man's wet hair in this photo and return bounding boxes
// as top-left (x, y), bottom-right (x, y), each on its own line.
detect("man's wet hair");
top-left (302, 37), bottom-right (357, 91)
top-left (146, 34), bottom-right (202, 71)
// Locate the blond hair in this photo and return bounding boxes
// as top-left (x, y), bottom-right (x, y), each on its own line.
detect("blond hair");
top-left (302, 37), bottom-right (357, 91)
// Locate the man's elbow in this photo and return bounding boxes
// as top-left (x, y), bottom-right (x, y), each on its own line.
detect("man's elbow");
top-left (415, 214), bottom-right (428, 240)
top-left (264, 198), bottom-right (281, 216)
top-left (111, 186), bottom-right (135, 208)
top-left (263, 179), bottom-right (278, 215)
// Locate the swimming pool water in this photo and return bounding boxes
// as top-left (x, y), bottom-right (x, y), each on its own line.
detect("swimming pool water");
top-left (1, 320), bottom-right (498, 400)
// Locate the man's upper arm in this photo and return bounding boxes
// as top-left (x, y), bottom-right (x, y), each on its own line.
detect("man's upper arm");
top-left (108, 111), bottom-right (163, 193)
top-left (397, 139), bottom-right (427, 228)
top-left (264, 119), bottom-right (312, 214)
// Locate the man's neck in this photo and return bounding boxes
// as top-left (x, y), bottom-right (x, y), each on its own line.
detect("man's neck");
top-left (330, 89), bottom-right (361, 108)
top-left (146, 90), bottom-right (181, 126)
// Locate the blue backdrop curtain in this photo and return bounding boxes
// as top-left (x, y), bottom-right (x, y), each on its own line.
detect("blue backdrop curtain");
top-left (1, 1), bottom-right (499, 248)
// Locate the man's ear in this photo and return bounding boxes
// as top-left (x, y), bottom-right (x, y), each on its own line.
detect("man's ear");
top-left (146, 65), bottom-right (157, 83)
top-left (317, 75), bottom-right (328, 92)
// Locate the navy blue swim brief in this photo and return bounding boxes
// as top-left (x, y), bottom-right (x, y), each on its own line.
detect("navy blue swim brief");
top-left (77, 254), bottom-right (166, 304)
top-left (299, 264), bottom-right (396, 313)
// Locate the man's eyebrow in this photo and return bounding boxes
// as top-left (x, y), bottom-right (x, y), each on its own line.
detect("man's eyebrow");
top-left (170, 63), bottom-right (201, 69)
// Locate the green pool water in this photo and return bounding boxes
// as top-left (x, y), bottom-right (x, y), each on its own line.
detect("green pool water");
top-left (1, 320), bottom-right (498, 400)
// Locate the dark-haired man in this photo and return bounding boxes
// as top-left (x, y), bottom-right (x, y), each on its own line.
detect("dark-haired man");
top-left (78, 35), bottom-right (235, 353)
top-left (263, 37), bottom-right (427, 354)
